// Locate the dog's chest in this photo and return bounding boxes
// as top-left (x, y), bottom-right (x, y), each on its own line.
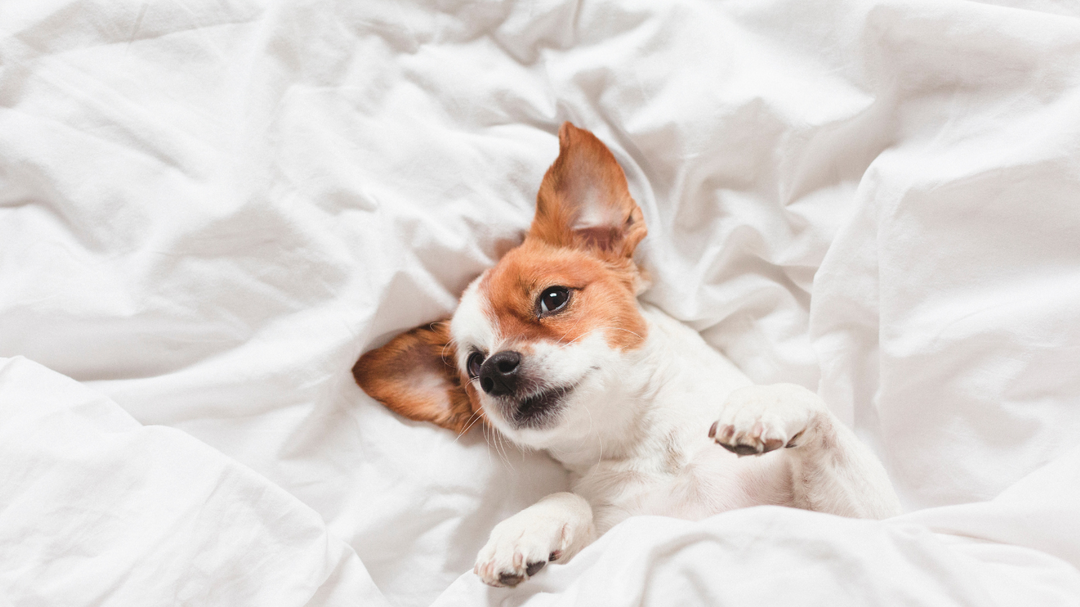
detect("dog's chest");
top-left (572, 434), bottom-right (794, 533)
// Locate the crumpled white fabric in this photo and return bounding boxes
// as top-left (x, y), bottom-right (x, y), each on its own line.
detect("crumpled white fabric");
top-left (0, 356), bottom-right (388, 606)
top-left (1, 0), bottom-right (1079, 605)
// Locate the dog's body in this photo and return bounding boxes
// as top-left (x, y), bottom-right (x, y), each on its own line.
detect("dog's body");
top-left (355, 123), bottom-right (900, 587)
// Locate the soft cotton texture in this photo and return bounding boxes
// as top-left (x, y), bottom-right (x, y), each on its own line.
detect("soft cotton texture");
top-left (1, 0), bottom-right (1079, 605)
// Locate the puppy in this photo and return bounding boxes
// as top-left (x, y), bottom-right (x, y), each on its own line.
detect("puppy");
top-left (354, 123), bottom-right (901, 588)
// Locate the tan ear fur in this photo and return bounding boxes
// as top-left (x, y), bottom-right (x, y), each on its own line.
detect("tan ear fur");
top-left (353, 320), bottom-right (478, 433)
top-left (529, 123), bottom-right (647, 260)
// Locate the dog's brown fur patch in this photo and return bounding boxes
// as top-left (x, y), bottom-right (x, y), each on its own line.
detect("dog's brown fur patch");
top-left (480, 241), bottom-right (646, 351)
top-left (529, 123), bottom-right (647, 261)
top-left (353, 321), bottom-right (480, 432)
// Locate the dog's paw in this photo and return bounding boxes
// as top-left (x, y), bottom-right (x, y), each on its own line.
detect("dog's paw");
top-left (474, 511), bottom-right (575, 588)
top-left (709, 383), bottom-right (826, 456)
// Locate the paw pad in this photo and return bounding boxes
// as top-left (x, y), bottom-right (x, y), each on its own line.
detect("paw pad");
top-left (709, 385), bottom-right (824, 458)
top-left (498, 572), bottom-right (524, 586)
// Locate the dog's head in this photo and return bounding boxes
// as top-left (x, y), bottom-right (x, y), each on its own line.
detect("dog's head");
top-left (354, 123), bottom-right (649, 447)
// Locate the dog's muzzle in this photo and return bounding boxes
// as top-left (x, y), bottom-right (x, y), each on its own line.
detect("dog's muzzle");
top-left (478, 350), bottom-right (570, 428)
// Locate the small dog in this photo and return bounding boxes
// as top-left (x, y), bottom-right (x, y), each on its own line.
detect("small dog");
top-left (354, 123), bottom-right (900, 588)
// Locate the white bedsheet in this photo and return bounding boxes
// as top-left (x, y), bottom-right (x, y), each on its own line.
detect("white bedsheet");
top-left (2, 0), bottom-right (1079, 605)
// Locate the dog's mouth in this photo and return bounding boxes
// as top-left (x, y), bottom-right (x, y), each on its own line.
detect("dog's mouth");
top-left (506, 384), bottom-right (575, 429)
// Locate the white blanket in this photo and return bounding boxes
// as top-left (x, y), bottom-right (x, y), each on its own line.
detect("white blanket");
top-left (2, 0), bottom-right (1079, 605)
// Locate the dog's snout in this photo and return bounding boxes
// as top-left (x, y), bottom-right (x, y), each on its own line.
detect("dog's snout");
top-left (479, 351), bottom-right (522, 396)
top-left (492, 351), bottom-right (521, 374)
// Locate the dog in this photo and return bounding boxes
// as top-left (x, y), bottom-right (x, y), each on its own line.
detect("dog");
top-left (353, 123), bottom-right (901, 588)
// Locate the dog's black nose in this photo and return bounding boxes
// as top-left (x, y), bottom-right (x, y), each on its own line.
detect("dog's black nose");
top-left (479, 351), bottom-right (521, 396)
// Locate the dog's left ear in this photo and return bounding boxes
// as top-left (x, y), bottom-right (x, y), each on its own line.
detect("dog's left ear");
top-left (353, 320), bottom-right (477, 433)
top-left (529, 122), bottom-right (647, 260)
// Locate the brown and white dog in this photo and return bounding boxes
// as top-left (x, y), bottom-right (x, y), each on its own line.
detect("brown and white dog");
top-left (354, 123), bottom-right (900, 588)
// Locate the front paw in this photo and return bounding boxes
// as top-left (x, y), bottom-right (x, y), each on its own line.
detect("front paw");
top-left (474, 513), bottom-right (573, 587)
top-left (709, 383), bottom-right (824, 456)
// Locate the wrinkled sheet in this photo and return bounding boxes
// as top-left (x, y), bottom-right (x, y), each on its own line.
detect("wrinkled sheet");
top-left (1, 0), bottom-right (1079, 605)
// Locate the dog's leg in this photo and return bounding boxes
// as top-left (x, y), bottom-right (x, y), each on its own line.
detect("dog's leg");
top-left (710, 383), bottom-right (901, 519)
top-left (473, 492), bottom-right (595, 587)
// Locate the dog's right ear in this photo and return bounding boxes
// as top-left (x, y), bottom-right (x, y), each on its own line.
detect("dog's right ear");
top-left (353, 320), bottom-right (478, 433)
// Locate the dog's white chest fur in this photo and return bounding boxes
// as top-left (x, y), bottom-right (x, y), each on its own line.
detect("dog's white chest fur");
top-left (461, 300), bottom-right (899, 587)
top-left (551, 307), bottom-right (796, 532)
top-left (574, 437), bottom-right (792, 532)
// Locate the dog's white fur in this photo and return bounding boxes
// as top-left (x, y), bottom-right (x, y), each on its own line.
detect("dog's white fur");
top-left (356, 123), bottom-right (900, 588)
top-left (459, 288), bottom-right (899, 586)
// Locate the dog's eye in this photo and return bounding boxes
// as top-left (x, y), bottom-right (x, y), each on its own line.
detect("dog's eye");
top-left (538, 286), bottom-right (570, 316)
top-left (467, 352), bottom-right (484, 379)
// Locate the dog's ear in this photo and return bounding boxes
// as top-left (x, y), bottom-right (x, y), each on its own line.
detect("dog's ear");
top-left (353, 320), bottom-right (478, 433)
top-left (530, 122), bottom-right (646, 259)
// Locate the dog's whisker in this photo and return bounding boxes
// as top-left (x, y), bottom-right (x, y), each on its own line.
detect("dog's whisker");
top-left (454, 411), bottom-right (483, 442)
top-left (485, 422), bottom-right (510, 468)
top-left (496, 432), bottom-right (513, 469)
top-left (556, 325), bottom-right (643, 350)
top-left (439, 324), bottom-right (461, 364)
top-left (561, 332), bottom-right (590, 347)
top-left (555, 327), bottom-right (575, 347)
top-left (462, 411), bottom-right (483, 433)
top-left (604, 326), bottom-right (644, 341)
top-left (482, 424), bottom-right (509, 469)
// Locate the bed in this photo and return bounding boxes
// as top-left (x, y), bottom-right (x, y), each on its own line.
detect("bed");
top-left (2, 0), bottom-right (1079, 604)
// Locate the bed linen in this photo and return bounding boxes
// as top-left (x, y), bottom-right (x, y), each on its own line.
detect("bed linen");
top-left (1, 0), bottom-right (1079, 605)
